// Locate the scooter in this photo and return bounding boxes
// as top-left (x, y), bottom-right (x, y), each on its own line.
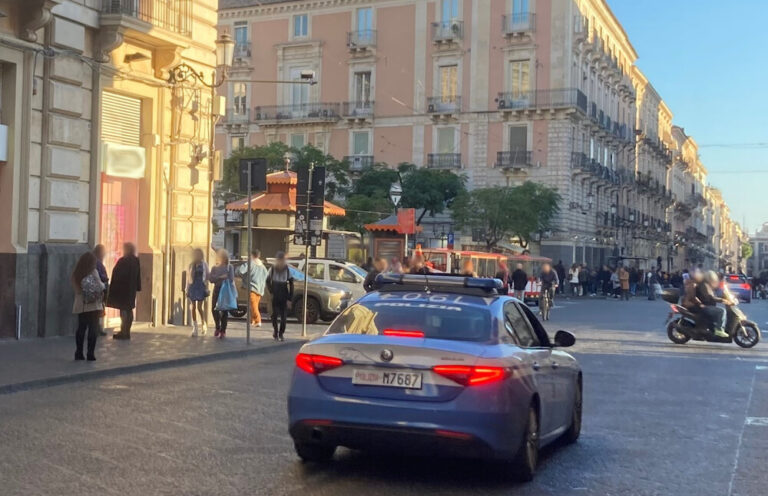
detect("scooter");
top-left (663, 287), bottom-right (761, 348)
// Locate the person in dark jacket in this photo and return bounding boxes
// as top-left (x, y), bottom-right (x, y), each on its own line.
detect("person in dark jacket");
top-left (93, 244), bottom-right (109, 336)
top-left (696, 271), bottom-right (728, 338)
top-left (363, 257), bottom-right (388, 292)
top-left (267, 252), bottom-right (294, 341)
top-left (494, 261), bottom-right (511, 295)
top-left (554, 261), bottom-right (566, 294)
top-left (107, 243), bottom-right (141, 340)
top-left (511, 263), bottom-right (528, 300)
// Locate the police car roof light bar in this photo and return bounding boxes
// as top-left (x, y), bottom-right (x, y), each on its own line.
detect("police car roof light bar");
top-left (375, 274), bottom-right (502, 292)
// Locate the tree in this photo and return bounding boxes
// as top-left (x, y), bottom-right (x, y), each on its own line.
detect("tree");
top-left (453, 182), bottom-right (561, 251)
top-left (398, 164), bottom-right (466, 225)
top-left (219, 142), bottom-right (291, 193)
top-left (329, 164), bottom-right (399, 234)
top-left (742, 242), bottom-right (753, 260)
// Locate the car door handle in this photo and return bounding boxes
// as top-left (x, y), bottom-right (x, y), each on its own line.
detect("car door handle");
top-left (532, 362), bottom-right (541, 371)
top-left (551, 361), bottom-right (559, 369)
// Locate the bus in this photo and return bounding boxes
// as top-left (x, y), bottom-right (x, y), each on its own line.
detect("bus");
top-left (419, 248), bottom-right (552, 304)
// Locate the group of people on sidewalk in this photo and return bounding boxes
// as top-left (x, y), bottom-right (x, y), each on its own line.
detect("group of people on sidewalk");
top-left (70, 243), bottom-right (141, 361)
top-left (69, 245), bottom-right (299, 361)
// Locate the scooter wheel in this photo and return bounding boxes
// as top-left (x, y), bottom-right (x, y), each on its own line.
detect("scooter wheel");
top-left (734, 323), bottom-right (760, 349)
top-left (667, 321), bottom-right (690, 344)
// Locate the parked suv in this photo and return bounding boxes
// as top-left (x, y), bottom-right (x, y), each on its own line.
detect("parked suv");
top-left (230, 260), bottom-right (352, 324)
top-left (287, 258), bottom-right (367, 300)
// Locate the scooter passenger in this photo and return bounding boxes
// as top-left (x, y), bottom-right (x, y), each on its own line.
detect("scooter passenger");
top-left (695, 270), bottom-right (729, 339)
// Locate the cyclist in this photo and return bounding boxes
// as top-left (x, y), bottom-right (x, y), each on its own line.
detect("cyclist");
top-left (538, 262), bottom-right (559, 319)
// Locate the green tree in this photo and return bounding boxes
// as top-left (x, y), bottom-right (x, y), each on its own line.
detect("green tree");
top-left (742, 242), bottom-right (753, 260)
top-left (398, 164), bottom-right (466, 225)
top-left (453, 182), bottom-right (561, 251)
top-left (329, 164), bottom-right (399, 234)
top-left (219, 142), bottom-right (291, 193)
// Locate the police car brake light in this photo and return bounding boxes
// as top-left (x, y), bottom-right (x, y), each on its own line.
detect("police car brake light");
top-left (382, 329), bottom-right (425, 338)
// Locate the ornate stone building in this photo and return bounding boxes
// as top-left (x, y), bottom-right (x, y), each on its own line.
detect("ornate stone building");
top-left (0, 0), bottom-right (220, 338)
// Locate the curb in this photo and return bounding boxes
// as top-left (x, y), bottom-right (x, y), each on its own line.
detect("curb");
top-left (0, 340), bottom-right (303, 396)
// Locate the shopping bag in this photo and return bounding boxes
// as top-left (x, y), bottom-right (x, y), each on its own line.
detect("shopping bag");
top-left (215, 280), bottom-right (238, 311)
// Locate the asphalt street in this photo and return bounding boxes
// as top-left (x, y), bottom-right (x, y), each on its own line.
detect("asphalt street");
top-left (2, 297), bottom-right (768, 496)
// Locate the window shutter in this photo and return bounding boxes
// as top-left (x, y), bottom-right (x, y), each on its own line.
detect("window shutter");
top-left (101, 92), bottom-right (141, 147)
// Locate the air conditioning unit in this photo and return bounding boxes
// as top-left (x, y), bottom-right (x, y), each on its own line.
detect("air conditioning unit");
top-left (451, 21), bottom-right (461, 35)
top-left (428, 104), bottom-right (436, 112)
top-left (353, 156), bottom-right (362, 170)
top-left (322, 109), bottom-right (329, 117)
top-left (498, 99), bottom-right (506, 109)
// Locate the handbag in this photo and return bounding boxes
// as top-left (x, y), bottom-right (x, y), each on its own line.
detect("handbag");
top-left (215, 279), bottom-right (238, 311)
top-left (81, 273), bottom-right (103, 304)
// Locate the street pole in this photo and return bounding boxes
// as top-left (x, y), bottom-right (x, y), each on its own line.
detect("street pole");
top-left (301, 163), bottom-right (314, 338)
top-left (246, 164), bottom-right (252, 345)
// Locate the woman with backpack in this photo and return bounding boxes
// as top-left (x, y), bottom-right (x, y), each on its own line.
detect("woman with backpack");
top-left (71, 251), bottom-right (105, 361)
top-left (186, 248), bottom-right (209, 337)
top-left (107, 243), bottom-right (141, 340)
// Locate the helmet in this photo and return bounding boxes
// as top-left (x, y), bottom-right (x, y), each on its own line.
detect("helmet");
top-left (704, 270), bottom-right (719, 284)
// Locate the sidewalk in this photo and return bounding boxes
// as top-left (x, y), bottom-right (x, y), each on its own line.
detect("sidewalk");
top-left (0, 320), bottom-right (326, 394)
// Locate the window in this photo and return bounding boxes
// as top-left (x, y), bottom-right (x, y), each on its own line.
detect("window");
top-left (357, 7), bottom-right (373, 31)
top-left (509, 60), bottom-right (530, 99)
top-left (233, 23), bottom-right (248, 53)
top-left (232, 82), bottom-right (247, 114)
top-left (307, 262), bottom-right (325, 280)
top-left (504, 302), bottom-right (539, 347)
top-left (293, 14), bottom-right (308, 38)
top-left (231, 135), bottom-right (245, 151)
top-left (509, 126), bottom-right (527, 151)
top-left (352, 131), bottom-right (370, 155)
top-left (290, 134), bottom-right (305, 149)
top-left (290, 68), bottom-right (310, 107)
top-left (330, 264), bottom-right (358, 283)
top-left (354, 71), bottom-right (372, 106)
top-left (512, 0), bottom-right (529, 15)
top-left (437, 127), bottom-right (456, 153)
top-left (441, 0), bottom-right (459, 22)
top-left (439, 65), bottom-right (458, 102)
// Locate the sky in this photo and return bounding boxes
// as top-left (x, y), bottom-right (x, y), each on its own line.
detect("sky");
top-left (608, 0), bottom-right (768, 234)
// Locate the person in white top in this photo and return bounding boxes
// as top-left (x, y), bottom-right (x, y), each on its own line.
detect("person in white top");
top-left (568, 264), bottom-right (580, 296)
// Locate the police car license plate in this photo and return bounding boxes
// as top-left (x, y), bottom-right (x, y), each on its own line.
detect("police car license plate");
top-left (352, 369), bottom-right (423, 389)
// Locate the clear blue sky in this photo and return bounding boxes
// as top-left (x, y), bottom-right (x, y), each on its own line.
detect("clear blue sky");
top-left (609, 0), bottom-right (768, 234)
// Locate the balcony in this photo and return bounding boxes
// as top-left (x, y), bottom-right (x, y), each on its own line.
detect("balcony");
top-left (427, 96), bottom-right (461, 115)
top-left (252, 103), bottom-right (341, 126)
top-left (497, 88), bottom-right (587, 114)
top-left (502, 12), bottom-right (535, 36)
top-left (432, 20), bottom-right (464, 42)
top-left (427, 153), bottom-right (462, 170)
top-left (101, 0), bottom-right (192, 36)
top-left (347, 30), bottom-right (377, 51)
top-left (234, 43), bottom-right (251, 59)
top-left (225, 107), bottom-right (250, 124)
top-left (344, 155), bottom-right (374, 172)
top-left (496, 150), bottom-right (532, 170)
top-left (342, 101), bottom-right (375, 120)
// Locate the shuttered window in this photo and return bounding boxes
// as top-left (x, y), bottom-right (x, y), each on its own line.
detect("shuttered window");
top-left (101, 92), bottom-right (141, 146)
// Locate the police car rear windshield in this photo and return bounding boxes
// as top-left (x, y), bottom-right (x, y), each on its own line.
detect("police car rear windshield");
top-left (326, 294), bottom-right (492, 342)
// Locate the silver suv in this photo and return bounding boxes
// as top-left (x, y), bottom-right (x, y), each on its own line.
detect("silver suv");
top-left (287, 258), bottom-right (367, 300)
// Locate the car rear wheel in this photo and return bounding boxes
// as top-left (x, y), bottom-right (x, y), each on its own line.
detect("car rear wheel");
top-left (511, 404), bottom-right (539, 482)
top-left (294, 442), bottom-right (336, 462)
top-left (228, 308), bottom-right (247, 318)
top-left (562, 378), bottom-right (582, 444)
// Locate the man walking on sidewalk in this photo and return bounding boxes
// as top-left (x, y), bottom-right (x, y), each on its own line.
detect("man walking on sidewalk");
top-left (239, 249), bottom-right (268, 327)
top-left (266, 252), bottom-right (294, 341)
top-left (511, 263), bottom-right (528, 301)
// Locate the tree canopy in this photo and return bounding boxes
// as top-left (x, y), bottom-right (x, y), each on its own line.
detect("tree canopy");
top-left (452, 182), bottom-right (561, 251)
top-left (398, 164), bottom-right (467, 225)
top-left (742, 242), bottom-right (753, 260)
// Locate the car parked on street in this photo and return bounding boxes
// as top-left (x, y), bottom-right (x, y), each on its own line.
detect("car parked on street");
top-left (287, 274), bottom-right (581, 481)
top-left (230, 260), bottom-right (352, 324)
top-left (287, 257), bottom-right (367, 300)
top-left (722, 274), bottom-right (752, 303)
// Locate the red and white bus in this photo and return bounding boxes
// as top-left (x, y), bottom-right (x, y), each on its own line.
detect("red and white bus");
top-left (419, 248), bottom-right (552, 304)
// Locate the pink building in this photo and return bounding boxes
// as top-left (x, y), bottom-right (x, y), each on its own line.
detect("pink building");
top-left (216, 0), bottom-right (668, 266)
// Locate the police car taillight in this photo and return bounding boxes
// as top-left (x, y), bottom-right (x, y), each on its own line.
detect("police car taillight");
top-left (432, 365), bottom-right (509, 386)
top-left (296, 353), bottom-right (343, 374)
top-left (382, 329), bottom-right (425, 338)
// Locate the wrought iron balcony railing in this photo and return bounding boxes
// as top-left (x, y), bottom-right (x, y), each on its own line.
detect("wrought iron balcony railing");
top-left (347, 30), bottom-right (377, 49)
top-left (502, 12), bottom-right (535, 34)
top-left (225, 107), bottom-right (250, 122)
top-left (496, 150), bottom-right (532, 169)
top-left (427, 96), bottom-right (461, 113)
top-left (101, 0), bottom-right (192, 36)
top-left (253, 103), bottom-right (341, 122)
top-left (342, 101), bottom-right (375, 118)
top-left (344, 155), bottom-right (374, 171)
top-left (432, 20), bottom-right (464, 41)
top-left (234, 43), bottom-right (251, 58)
top-left (497, 88), bottom-right (587, 113)
top-left (427, 153), bottom-right (462, 169)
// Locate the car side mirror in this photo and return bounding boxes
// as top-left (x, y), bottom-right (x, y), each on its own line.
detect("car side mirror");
top-left (553, 330), bottom-right (576, 347)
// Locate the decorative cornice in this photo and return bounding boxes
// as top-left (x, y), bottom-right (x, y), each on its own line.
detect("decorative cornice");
top-left (220, 0), bottom-right (403, 19)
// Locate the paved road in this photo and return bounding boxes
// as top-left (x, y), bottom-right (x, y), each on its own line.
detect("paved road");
top-left (2, 298), bottom-right (768, 495)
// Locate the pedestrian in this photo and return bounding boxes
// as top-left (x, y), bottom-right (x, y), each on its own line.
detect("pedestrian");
top-left (364, 257), bottom-right (388, 292)
top-left (599, 265), bottom-right (611, 295)
top-left (495, 261), bottom-right (511, 295)
top-left (71, 251), bottom-right (105, 361)
top-left (511, 262), bottom-right (528, 301)
top-left (578, 264), bottom-right (589, 296)
top-left (361, 257), bottom-right (373, 272)
top-left (629, 267), bottom-right (639, 296)
top-left (646, 269), bottom-right (657, 300)
top-left (389, 258), bottom-right (403, 274)
top-left (267, 252), bottom-right (294, 341)
top-left (569, 264), bottom-right (580, 296)
top-left (460, 258), bottom-right (478, 277)
top-left (93, 244), bottom-right (109, 337)
top-left (107, 243), bottom-right (141, 340)
top-left (209, 249), bottom-right (235, 338)
top-left (186, 248), bottom-right (209, 337)
top-left (619, 266), bottom-right (630, 300)
top-left (238, 249), bottom-right (268, 328)
top-left (610, 269), bottom-right (620, 298)
top-left (555, 260), bottom-right (566, 295)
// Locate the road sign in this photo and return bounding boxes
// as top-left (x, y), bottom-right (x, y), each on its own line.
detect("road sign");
top-left (389, 182), bottom-right (402, 206)
top-left (447, 232), bottom-right (455, 250)
top-left (239, 158), bottom-right (267, 192)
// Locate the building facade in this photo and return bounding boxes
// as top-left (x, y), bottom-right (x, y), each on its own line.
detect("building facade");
top-left (748, 223), bottom-right (768, 277)
top-left (216, 0), bottom-right (743, 269)
top-left (0, 0), bottom-right (219, 338)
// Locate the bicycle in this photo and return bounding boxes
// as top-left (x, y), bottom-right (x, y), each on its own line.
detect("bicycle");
top-left (539, 287), bottom-right (555, 321)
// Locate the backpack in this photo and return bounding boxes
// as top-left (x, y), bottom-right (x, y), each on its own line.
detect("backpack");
top-left (81, 272), bottom-right (103, 304)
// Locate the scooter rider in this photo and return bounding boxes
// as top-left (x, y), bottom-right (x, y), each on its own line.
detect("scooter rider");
top-left (696, 270), bottom-right (729, 339)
